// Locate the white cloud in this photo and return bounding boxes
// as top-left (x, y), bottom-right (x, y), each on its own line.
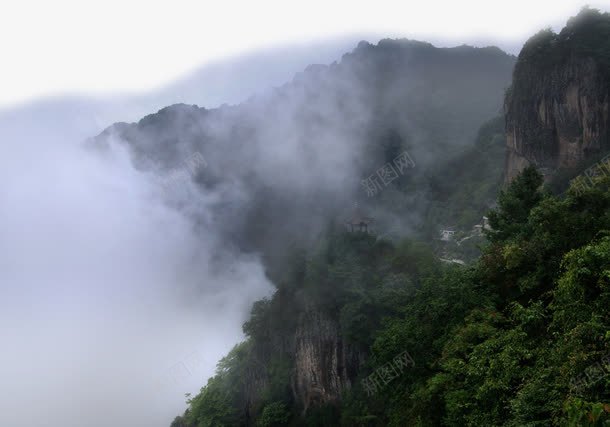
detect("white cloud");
top-left (0, 107), bottom-right (272, 427)
top-left (2, 0), bottom-right (607, 107)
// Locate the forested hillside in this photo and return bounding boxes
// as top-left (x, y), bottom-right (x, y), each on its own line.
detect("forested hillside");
top-left (166, 8), bottom-right (610, 426)
top-left (172, 166), bottom-right (610, 426)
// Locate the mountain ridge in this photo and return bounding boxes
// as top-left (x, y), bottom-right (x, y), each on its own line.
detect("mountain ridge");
top-left (164, 9), bottom-right (610, 427)
top-left (93, 38), bottom-right (515, 281)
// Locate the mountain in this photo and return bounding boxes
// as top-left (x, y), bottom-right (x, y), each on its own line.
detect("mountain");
top-left (163, 8), bottom-right (610, 427)
top-left (92, 37), bottom-right (517, 426)
top-left (0, 37), bottom-right (375, 427)
top-left (0, 37), bottom-right (363, 150)
top-left (93, 39), bottom-right (515, 279)
top-left (505, 7), bottom-right (610, 183)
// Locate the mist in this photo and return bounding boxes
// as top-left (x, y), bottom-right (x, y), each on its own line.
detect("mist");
top-left (0, 102), bottom-right (277, 427)
top-left (96, 38), bottom-right (514, 271)
top-left (0, 35), bottom-right (513, 427)
top-left (0, 39), bottom-right (366, 427)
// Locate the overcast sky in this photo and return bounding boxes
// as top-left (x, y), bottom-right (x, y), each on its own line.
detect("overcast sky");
top-left (2, 0), bottom-right (609, 107)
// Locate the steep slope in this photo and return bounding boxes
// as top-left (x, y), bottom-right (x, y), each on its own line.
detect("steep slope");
top-left (175, 168), bottom-right (610, 427)
top-left (93, 39), bottom-right (515, 279)
top-left (505, 8), bottom-right (610, 182)
top-left (170, 9), bottom-right (610, 427)
top-left (89, 38), bottom-right (519, 426)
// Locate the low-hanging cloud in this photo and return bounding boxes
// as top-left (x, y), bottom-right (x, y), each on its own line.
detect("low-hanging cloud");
top-left (0, 106), bottom-right (272, 427)
top-left (0, 35), bottom-right (515, 427)
top-left (0, 38), bottom-right (374, 427)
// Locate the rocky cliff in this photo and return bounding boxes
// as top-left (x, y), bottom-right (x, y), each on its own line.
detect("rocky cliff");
top-left (504, 8), bottom-right (610, 182)
top-left (291, 306), bottom-right (363, 414)
top-left (240, 296), bottom-right (364, 420)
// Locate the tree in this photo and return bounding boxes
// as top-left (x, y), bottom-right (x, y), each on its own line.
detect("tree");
top-left (257, 402), bottom-right (291, 427)
top-left (487, 166), bottom-right (544, 243)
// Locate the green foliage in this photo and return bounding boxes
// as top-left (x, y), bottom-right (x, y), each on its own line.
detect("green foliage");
top-left (423, 115), bottom-right (506, 240)
top-left (417, 170), bottom-right (609, 426)
top-left (257, 402), bottom-right (291, 427)
top-left (170, 18), bottom-right (610, 420)
top-left (173, 159), bottom-right (610, 427)
top-left (561, 7), bottom-right (610, 76)
top-left (563, 398), bottom-right (610, 426)
top-left (170, 416), bottom-right (188, 427)
top-left (304, 404), bottom-right (340, 426)
top-left (340, 165), bottom-right (610, 426)
top-left (181, 342), bottom-right (258, 427)
top-left (518, 28), bottom-right (562, 70)
top-left (185, 375), bottom-right (241, 427)
top-left (515, 7), bottom-right (610, 77)
top-left (487, 166), bottom-right (545, 243)
top-left (167, 123), bottom-right (610, 427)
top-left (261, 357), bottom-right (293, 404)
top-left (243, 299), bottom-right (273, 340)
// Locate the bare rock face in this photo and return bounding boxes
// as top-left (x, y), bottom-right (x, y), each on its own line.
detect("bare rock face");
top-left (240, 299), bottom-right (364, 421)
top-left (505, 56), bottom-right (610, 182)
top-left (292, 306), bottom-right (363, 413)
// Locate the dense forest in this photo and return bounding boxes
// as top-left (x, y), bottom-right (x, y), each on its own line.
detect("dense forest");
top-left (164, 8), bottom-right (610, 427)
top-left (173, 167), bottom-right (610, 426)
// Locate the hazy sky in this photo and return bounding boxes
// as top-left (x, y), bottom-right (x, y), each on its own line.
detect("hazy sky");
top-left (2, 0), bottom-right (608, 107)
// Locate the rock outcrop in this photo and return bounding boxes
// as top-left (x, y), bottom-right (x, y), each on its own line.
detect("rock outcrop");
top-left (292, 306), bottom-right (363, 413)
top-left (239, 300), bottom-right (364, 421)
top-left (504, 10), bottom-right (610, 182)
top-left (505, 57), bottom-right (610, 181)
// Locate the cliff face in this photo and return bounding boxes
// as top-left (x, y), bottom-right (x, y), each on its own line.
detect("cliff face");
top-left (241, 303), bottom-right (364, 420)
top-left (292, 306), bottom-right (363, 413)
top-left (505, 57), bottom-right (610, 181)
top-left (504, 11), bottom-right (610, 182)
